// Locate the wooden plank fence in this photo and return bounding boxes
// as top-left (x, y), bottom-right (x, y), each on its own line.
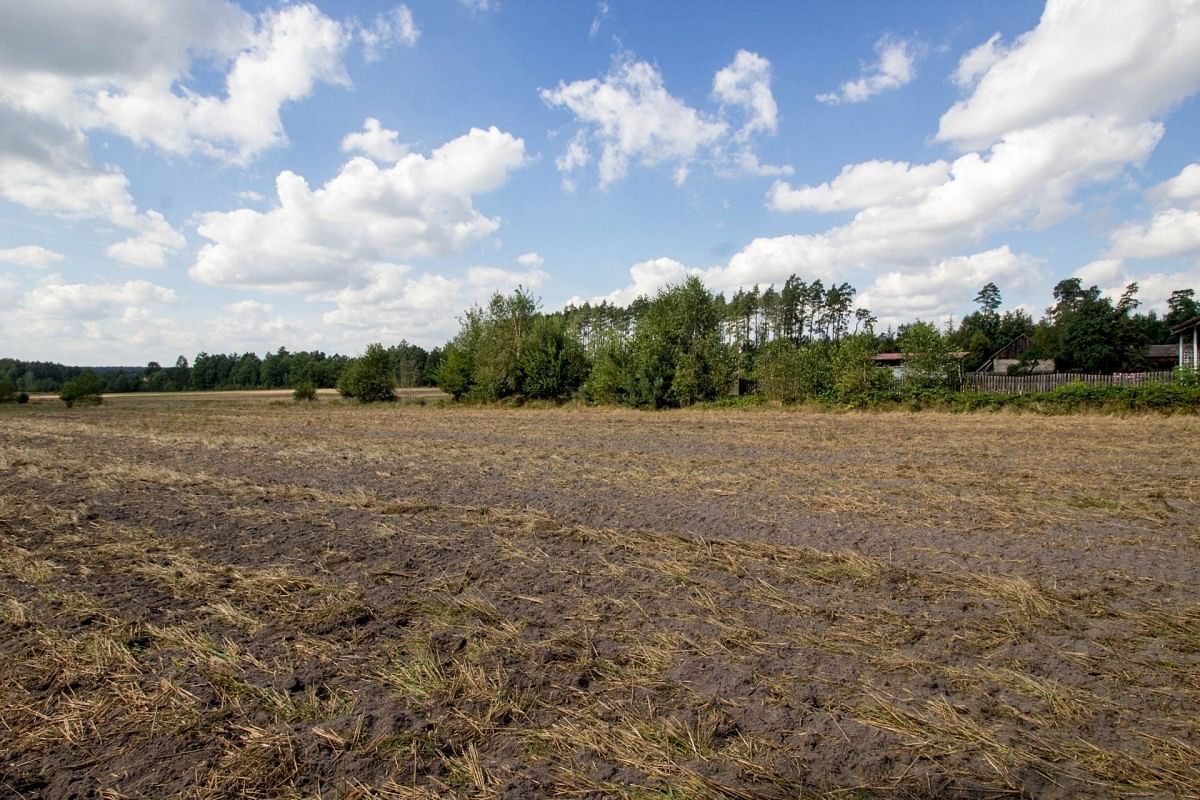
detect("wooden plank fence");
top-left (965, 371), bottom-right (1176, 395)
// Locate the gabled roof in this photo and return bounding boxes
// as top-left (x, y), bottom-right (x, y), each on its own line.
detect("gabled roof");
top-left (1171, 315), bottom-right (1200, 335)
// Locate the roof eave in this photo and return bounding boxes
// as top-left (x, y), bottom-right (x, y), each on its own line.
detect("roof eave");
top-left (1170, 315), bottom-right (1200, 336)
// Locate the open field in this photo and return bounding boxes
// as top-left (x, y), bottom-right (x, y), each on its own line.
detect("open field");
top-left (2, 398), bottom-right (1199, 799)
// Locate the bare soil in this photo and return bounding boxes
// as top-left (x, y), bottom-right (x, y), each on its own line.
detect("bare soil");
top-left (1, 398), bottom-right (1198, 799)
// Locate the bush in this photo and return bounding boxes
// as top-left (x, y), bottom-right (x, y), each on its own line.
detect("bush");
top-left (617, 277), bottom-right (734, 408)
top-left (292, 380), bottom-right (317, 401)
top-left (897, 321), bottom-right (959, 398)
top-left (832, 334), bottom-right (895, 406)
top-left (16, 391), bottom-right (29, 404)
top-left (756, 340), bottom-right (836, 403)
top-left (0, 377), bottom-right (14, 402)
top-left (60, 371), bottom-right (104, 408)
top-left (756, 340), bottom-right (803, 403)
top-left (518, 316), bottom-right (590, 401)
top-left (939, 381), bottom-right (1200, 414)
top-left (582, 333), bottom-right (629, 405)
top-left (436, 344), bottom-right (474, 400)
top-left (337, 343), bottom-right (396, 402)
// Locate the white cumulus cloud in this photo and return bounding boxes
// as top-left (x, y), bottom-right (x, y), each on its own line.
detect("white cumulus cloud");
top-left (951, 33), bottom-right (1004, 89)
top-left (541, 57), bottom-right (727, 187)
top-left (321, 262), bottom-right (548, 345)
top-left (341, 117), bottom-right (408, 162)
top-left (713, 50), bottom-right (779, 141)
top-left (768, 160), bottom-right (951, 213)
top-left (1149, 162), bottom-right (1200, 209)
top-left (543, 50), bottom-right (789, 187)
top-left (21, 279), bottom-right (178, 321)
top-left (817, 36), bottom-right (921, 104)
top-left (938, 0), bottom-right (1200, 150)
top-left (191, 126), bottom-right (527, 292)
top-left (857, 247), bottom-right (1040, 327)
top-left (0, 245), bottom-right (65, 268)
top-left (1109, 208), bottom-right (1200, 260)
top-left (588, 257), bottom-right (692, 306)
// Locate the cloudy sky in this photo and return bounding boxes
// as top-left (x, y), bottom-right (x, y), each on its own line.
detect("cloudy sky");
top-left (2, 0), bottom-right (1199, 364)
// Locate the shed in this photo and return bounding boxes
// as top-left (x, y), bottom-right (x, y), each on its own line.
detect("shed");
top-left (1145, 344), bottom-right (1180, 370)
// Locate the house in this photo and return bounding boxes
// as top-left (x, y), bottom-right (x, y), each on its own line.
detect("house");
top-left (1173, 316), bottom-right (1200, 370)
top-left (976, 334), bottom-right (1055, 374)
top-left (1144, 344), bottom-right (1179, 370)
top-left (874, 351), bottom-right (969, 378)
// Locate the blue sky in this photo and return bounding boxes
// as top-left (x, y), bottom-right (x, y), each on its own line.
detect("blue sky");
top-left (1, 0), bottom-right (1199, 363)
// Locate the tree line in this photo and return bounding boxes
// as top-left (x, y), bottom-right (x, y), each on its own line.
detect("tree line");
top-left (0, 342), bottom-right (443, 395)
top-left (4, 274), bottom-right (1197, 407)
top-left (427, 274), bottom-right (1197, 407)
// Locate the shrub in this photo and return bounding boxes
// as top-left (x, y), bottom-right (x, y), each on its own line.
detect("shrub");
top-left (60, 371), bottom-right (104, 408)
top-left (756, 340), bottom-right (803, 403)
top-left (756, 340), bottom-right (836, 403)
top-left (519, 316), bottom-right (590, 401)
top-left (16, 391), bottom-right (29, 404)
top-left (292, 380), bottom-right (317, 401)
top-left (940, 381), bottom-right (1200, 414)
top-left (337, 343), bottom-right (396, 402)
top-left (618, 277), bottom-right (734, 408)
top-left (0, 377), bottom-right (14, 402)
top-left (832, 334), bottom-right (894, 406)
top-left (436, 344), bottom-right (474, 400)
top-left (582, 333), bottom-right (629, 405)
top-left (897, 321), bottom-right (959, 397)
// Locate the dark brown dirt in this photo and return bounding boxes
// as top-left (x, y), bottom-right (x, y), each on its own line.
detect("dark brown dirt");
top-left (1, 398), bottom-right (1198, 799)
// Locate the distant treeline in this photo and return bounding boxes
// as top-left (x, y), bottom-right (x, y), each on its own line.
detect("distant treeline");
top-left (4, 275), bottom-right (1197, 406)
top-left (0, 342), bottom-right (442, 394)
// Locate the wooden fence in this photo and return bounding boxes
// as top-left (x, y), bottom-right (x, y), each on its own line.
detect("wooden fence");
top-left (965, 371), bottom-right (1176, 395)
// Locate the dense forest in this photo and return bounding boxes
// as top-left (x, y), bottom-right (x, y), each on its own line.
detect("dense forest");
top-left (3, 275), bottom-right (1197, 407)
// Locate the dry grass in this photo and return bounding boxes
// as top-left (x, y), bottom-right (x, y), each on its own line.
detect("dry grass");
top-left (1, 397), bottom-right (1198, 798)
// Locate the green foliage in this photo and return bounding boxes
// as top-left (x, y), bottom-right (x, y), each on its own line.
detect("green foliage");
top-left (1166, 289), bottom-right (1198, 328)
top-left (755, 340), bottom-right (835, 403)
top-left (390, 341), bottom-right (432, 388)
top-left (439, 289), bottom-right (591, 403)
top-left (700, 393), bottom-right (767, 409)
top-left (60, 371), bottom-right (104, 408)
top-left (292, 380), bottom-right (317, 402)
top-left (897, 322), bottom-right (958, 396)
top-left (582, 332), bottom-right (630, 405)
top-left (755, 340), bottom-right (803, 403)
top-left (337, 343), bottom-right (396, 402)
top-left (1034, 381), bottom-right (1200, 412)
top-left (933, 381), bottom-right (1200, 414)
top-left (1175, 367), bottom-right (1200, 388)
top-left (436, 344), bottom-right (475, 400)
top-left (831, 334), bottom-right (892, 406)
top-left (16, 392), bottom-right (28, 404)
top-left (974, 282), bottom-right (1002, 312)
top-left (472, 289), bottom-right (539, 400)
top-left (0, 376), bottom-right (14, 402)
top-left (519, 316), bottom-right (589, 400)
top-left (620, 276), bottom-right (735, 408)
